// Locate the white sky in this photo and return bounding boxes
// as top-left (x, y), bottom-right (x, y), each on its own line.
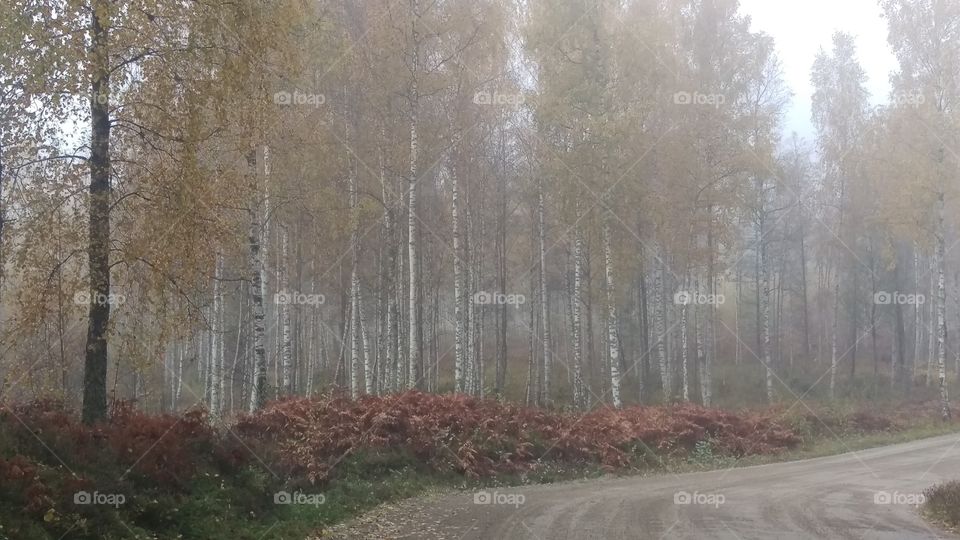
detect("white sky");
top-left (737, 0), bottom-right (898, 142)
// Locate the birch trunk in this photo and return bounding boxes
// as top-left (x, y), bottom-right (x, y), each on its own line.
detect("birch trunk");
top-left (695, 278), bottom-right (707, 406)
top-left (474, 207), bottom-right (485, 397)
top-left (306, 322), bottom-right (315, 398)
top-left (465, 201), bottom-right (476, 395)
top-left (526, 232), bottom-right (538, 404)
top-left (452, 134), bottom-right (466, 392)
top-left (954, 272), bottom-right (960, 382)
top-left (680, 279), bottom-right (689, 402)
top-left (798, 197), bottom-right (811, 362)
top-left (377, 130), bottom-right (398, 394)
top-left (935, 191), bottom-right (950, 419)
top-left (495, 164), bottom-right (508, 397)
top-left (280, 228), bottom-right (293, 396)
top-left (829, 171), bottom-right (845, 399)
top-left (360, 295), bottom-right (374, 395)
top-left (396, 235), bottom-right (407, 390)
top-left (262, 146), bottom-right (274, 398)
top-left (406, 0), bottom-right (422, 389)
top-left (209, 253), bottom-right (224, 422)
top-left (603, 217), bottom-right (622, 408)
top-left (248, 150), bottom-right (268, 412)
top-left (636, 220), bottom-right (649, 402)
top-left (571, 208), bottom-right (586, 409)
top-left (654, 244), bottom-right (670, 400)
top-left (175, 342), bottom-right (183, 409)
top-left (538, 178), bottom-right (551, 402)
top-left (703, 220), bottom-right (715, 407)
top-left (526, 280), bottom-right (537, 405)
top-left (350, 272), bottom-right (360, 397)
top-left (758, 178), bottom-right (774, 403)
top-left (81, 0), bottom-right (111, 424)
top-left (928, 262), bottom-right (935, 386)
top-left (202, 311), bottom-right (210, 405)
top-left (914, 249), bottom-right (922, 379)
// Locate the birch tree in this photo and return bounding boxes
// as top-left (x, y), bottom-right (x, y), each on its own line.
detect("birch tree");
top-left (811, 32), bottom-right (869, 399)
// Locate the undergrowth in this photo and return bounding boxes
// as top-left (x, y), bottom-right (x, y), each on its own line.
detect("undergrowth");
top-left (0, 392), bottom-right (951, 539)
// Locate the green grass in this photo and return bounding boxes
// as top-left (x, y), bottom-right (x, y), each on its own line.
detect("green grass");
top-left (0, 454), bottom-right (456, 540)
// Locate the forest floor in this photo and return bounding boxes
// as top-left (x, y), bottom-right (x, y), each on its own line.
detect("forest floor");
top-left (0, 394), bottom-right (956, 539)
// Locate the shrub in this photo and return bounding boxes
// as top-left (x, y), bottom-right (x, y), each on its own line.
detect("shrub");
top-left (234, 392), bottom-right (803, 482)
top-left (925, 480), bottom-right (960, 527)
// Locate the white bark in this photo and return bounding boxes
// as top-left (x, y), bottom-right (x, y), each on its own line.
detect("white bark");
top-left (571, 208), bottom-right (586, 409)
top-left (695, 277), bottom-right (707, 406)
top-left (248, 150), bottom-right (268, 412)
top-left (704, 221), bottom-right (715, 407)
top-left (474, 206), bottom-right (485, 397)
top-left (538, 178), bottom-right (551, 402)
top-left (350, 273), bottom-right (360, 397)
top-left (218, 258), bottom-right (226, 413)
top-left (928, 261), bottom-right (935, 386)
top-left (936, 192), bottom-right (950, 419)
top-left (914, 248), bottom-right (922, 379)
top-left (306, 324), bottom-right (315, 398)
top-left (654, 244), bottom-right (670, 400)
top-left (466, 202), bottom-right (476, 395)
top-left (406, 0), bottom-right (422, 390)
top-left (762, 238), bottom-right (774, 403)
top-left (680, 278), bottom-right (689, 402)
top-left (349, 231), bottom-right (361, 396)
top-left (828, 171), bottom-right (845, 399)
top-left (376, 128), bottom-right (398, 395)
top-left (280, 228), bottom-right (293, 396)
top-left (359, 293), bottom-right (374, 395)
top-left (603, 217), bottom-right (622, 408)
top-left (953, 272), bottom-right (960, 377)
top-left (174, 342), bottom-right (183, 409)
top-left (452, 136), bottom-right (466, 392)
top-left (758, 178), bottom-right (774, 403)
top-left (262, 146), bottom-right (274, 400)
top-left (397, 240), bottom-right (407, 391)
top-left (209, 253), bottom-right (224, 422)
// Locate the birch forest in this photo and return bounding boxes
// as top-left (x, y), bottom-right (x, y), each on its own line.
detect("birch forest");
top-left (7, 0), bottom-right (960, 538)
top-left (3, 0), bottom-right (960, 422)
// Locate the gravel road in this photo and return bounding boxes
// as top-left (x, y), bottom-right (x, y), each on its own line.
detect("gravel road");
top-left (329, 433), bottom-right (960, 539)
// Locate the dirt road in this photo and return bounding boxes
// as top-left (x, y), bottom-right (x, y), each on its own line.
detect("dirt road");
top-left (331, 433), bottom-right (960, 539)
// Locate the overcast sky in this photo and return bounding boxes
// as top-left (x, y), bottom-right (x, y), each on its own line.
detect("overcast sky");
top-left (738, 0), bottom-right (897, 143)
